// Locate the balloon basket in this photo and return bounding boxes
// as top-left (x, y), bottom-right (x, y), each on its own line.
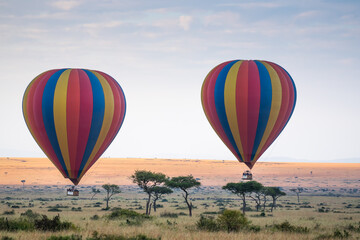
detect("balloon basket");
top-left (242, 170), bottom-right (253, 181)
top-left (66, 186), bottom-right (79, 196)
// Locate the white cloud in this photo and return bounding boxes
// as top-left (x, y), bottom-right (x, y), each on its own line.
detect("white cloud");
top-left (218, 2), bottom-right (281, 9)
top-left (50, 0), bottom-right (82, 11)
top-left (178, 15), bottom-right (193, 31)
top-left (295, 10), bottom-right (320, 19)
top-left (81, 21), bottom-right (123, 36)
top-left (203, 11), bottom-right (240, 26)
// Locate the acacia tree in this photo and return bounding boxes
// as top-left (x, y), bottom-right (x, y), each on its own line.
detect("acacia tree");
top-left (102, 184), bottom-right (121, 210)
top-left (223, 181), bottom-right (255, 214)
top-left (150, 186), bottom-right (173, 213)
top-left (131, 170), bottom-right (167, 215)
top-left (266, 187), bottom-right (286, 212)
top-left (166, 175), bottom-right (200, 217)
top-left (91, 188), bottom-right (101, 200)
top-left (246, 181), bottom-right (264, 211)
top-left (290, 187), bottom-right (303, 203)
top-left (260, 187), bottom-right (271, 211)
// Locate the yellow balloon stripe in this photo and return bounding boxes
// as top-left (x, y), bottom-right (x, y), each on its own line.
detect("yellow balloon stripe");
top-left (254, 61), bottom-right (282, 160)
top-left (224, 60), bottom-right (245, 161)
top-left (79, 71), bottom-right (114, 178)
top-left (22, 80), bottom-right (34, 130)
top-left (53, 69), bottom-right (72, 177)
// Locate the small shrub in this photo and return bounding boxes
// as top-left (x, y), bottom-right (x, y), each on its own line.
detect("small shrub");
top-left (0, 217), bottom-right (34, 231)
top-left (248, 225), bottom-right (261, 232)
top-left (160, 212), bottom-right (178, 218)
top-left (87, 231), bottom-right (159, 240)
top-left (34, 215), bottom-right (75, 232)
top-left (71, 207), bottom-right (82, 212)
top-left (2, 210), bottom-right (15, 215)
top-left (21, 209), bottom-right (40, 219)
top-left (107, 209), bottom-right (144, 220)
top-left (272, 221), bottom-right (309, 233)
top-left (333, 229), bottom-right (350, 238)
top-left (217, 209), bottom-right (249, 232)
top-left (1, 236), bottom-right (15, 240)
top-left (47, 235), bottom-right (82, 240)
top-left (48, 208), bottom-right (62, 212)
top-left (196, 215), bottom-right (220, 232)
top-left (90, 215), bottom-right (100, 220)
top-left (202, 211), bottom-right (218, 215)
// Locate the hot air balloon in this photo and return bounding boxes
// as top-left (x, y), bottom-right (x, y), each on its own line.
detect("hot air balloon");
top-left (201, 60), bottom-right (296, 175)
top-left (23, 69), bottom-right (126, 188)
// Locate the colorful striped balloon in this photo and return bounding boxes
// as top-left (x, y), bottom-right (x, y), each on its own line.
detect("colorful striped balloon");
top-left (23, 69), bottom-right (126, 185)
top-left (201, 60), bottom-right (296, 169)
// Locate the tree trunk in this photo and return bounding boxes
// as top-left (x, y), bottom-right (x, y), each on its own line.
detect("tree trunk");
top-left (106, 198), bottom-right (109, 209)
top-left (271, 198), bottom-right (276, 212)
top-left (153, 198), bottom-right (158, 212)
top-left (297, 193), bottom-right (300, 203)
top-left (183, 190), bottom-right (192, 217)
top-left (241, 194), bottom-right (246, 215)
top-left (146, 194), bottom-right (151, 215)
top-left (263, 197), bottom-right (267, 211)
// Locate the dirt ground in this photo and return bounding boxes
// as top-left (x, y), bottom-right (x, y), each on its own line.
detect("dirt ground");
top-left (1, 157), bottom-right (359, 190)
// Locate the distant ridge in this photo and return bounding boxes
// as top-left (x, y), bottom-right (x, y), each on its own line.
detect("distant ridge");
top-left (261, 157), bottom-right (360, 163)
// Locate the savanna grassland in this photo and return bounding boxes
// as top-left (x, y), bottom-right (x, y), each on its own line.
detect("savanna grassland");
top-left (1, 184), bottom-right (360, 240)
top-left (1, 158), bottom-right (360, 239)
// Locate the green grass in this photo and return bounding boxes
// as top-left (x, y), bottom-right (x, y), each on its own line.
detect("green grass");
top-left (1, 185), bottom-right (360, 239)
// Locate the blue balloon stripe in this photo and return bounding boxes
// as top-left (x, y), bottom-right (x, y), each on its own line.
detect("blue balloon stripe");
top-left (275, 67), bottom-right (297, 137)
top-left (77, 70), bottom-right (105, 178)
top-left (214, 60), bottom-right (243, 161)
top-left (251, 61), bottom-right (272, 160)
top-left (42, 69), bottom-right (69, 176)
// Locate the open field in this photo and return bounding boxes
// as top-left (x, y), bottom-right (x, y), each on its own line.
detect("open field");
top-left (1, 157), bottom-right (360, 189)
top-left (1, 158), bottom-right (360, 239)
top-left (1, 185), bottom-right (360, 239)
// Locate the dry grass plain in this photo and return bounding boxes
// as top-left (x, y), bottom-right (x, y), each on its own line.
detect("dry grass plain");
top-left (1, 158), bottom-right (360, 239)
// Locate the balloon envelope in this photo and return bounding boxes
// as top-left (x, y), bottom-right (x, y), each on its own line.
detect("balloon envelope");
top-left (201, 60), bottom-right (296, 169)
top-left (23, 69), bottom-right (126, 185)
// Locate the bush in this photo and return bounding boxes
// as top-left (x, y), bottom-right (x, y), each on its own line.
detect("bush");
top-left (217, 210), bottom-right (249, 232)
top-left (21, 209), bottom-right (40, 219)
top-left (106, 209), bottom-right (147, 220)
top-left (48, 208), bottom-right (62, 212)
top-left (34, 215), bottom-right (75, 232)
top-left (87, 231), bottom-right (160, 240)
top-left (0, 217), bottom-right (34, 231)
top-left (1, 236), bottom-right (15, 240)
top-left (47, 235), bottom-right (82, 240)
top-left (272, 221), bottom-right (309, 233)
top-left (160, 212), bottom-right (178, 218)
top-left (196, 215), bottom-right (220, 232)
top-left (90, 215), bottom-right (100, 220)
top-left (71, 207), bottom-right (82, 212)
top-left (2, 210), bottom-right (15, 215)
top-left (315, 229), bottom-right (351, 240)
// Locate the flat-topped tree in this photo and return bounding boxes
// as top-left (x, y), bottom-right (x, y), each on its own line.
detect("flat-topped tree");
top-left (150, 186), bottom-right (173, 213)
top-left (246, 181), bottom-right (264, 211)
top-left (266, 187), bottom-right (286, 212)
top-left (223, 181), bottom-right (259, 214)
top-left (102, 184), bottom-right (121, 210)
top-left (290, 187), bottom-right (303, 203)
top-left (131, 170), bottom-right (167, 215)
top-left (91, 188), bottom-right (101, 200)
top-left (166, 175), bottom-right (200, 217)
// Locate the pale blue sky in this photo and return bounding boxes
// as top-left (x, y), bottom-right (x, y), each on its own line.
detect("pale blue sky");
top-left (0, 0), bottom-right (359, 162)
